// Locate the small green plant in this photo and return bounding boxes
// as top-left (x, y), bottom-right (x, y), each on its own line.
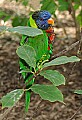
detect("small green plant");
top-left (74, 90), bottom-right (82, 94)
top-left (0, 26), bottom-right (80, 111)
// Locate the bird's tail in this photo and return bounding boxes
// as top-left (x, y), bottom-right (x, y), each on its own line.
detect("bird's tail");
top-left (19, 59), bottom-right (34, 112)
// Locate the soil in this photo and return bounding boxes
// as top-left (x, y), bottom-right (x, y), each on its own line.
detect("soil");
top-left (0, 0), bottom-right (82, 120)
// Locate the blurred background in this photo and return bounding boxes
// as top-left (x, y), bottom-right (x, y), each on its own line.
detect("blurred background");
top-left (0, 0), bottom-right (82, 120)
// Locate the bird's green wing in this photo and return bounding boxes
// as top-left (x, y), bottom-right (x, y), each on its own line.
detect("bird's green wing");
top-left (26, 30), bottom-right (49, 62)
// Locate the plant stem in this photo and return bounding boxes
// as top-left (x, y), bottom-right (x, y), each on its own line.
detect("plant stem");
top-left (68, 105), bottom-right (82, 120)
top-left (51, 40), bottom-right (80, 60)
top-left (0, 107), bottom-right (13, 120)
top-left (68, 0), bottom-right (81, 40)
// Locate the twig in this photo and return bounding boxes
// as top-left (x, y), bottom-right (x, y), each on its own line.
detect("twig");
top-left (55, 16), bottom-right (68, 37)
top-left (68, 0), bottom-right (81, 40)
top-left (68, 105), bottom-right (82, 120)
top-left (0, 107), bottom-right (13, 120)
top-left (29, 100), bottom-right (43, 120)
top-left (51, 40), bottom-right (80, 60)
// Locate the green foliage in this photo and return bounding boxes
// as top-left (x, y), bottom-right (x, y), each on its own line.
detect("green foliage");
top-left (0, 89), bottom-right (24, 108)
top-left (0, 1), bottom-right (81, 112)
top-left (15, 0), bottom-right (29, 6)
top-left (73, 4), bottom-right (80, 10)
top-left (0, 25), bottom-right (81, 111)
top-left (12, 16), bottom-right (28, 27)
top-left (22, 0), bottom-right (29, 6)
top-left (31, 84), bottom-right (63, 102)
top-left (43, 56), bottom-right (80, 68)
top-left (0, 26), bottom-right (7, 32)
top-left (0, 10), bottom-right (11, 22)
top-left (40, 0), bottom-right (57, 14)
top-left (73, 0), bottom-right (80, 4)
top-left (58, 0), bottom-right (69, 11)
top-left (76, 11), bottom-right (82, 27)
top-left (16, 45), bottom-right (36, 68)
top-left (19, 68), bottom-right (31, 73)
top-left (40, 70), bottom-right (65, 86)
top-left (8, 26), bottom-right (43, 36)
top-left (0, 10), bottom-right (28, 27)
top-left (74, 90), bottom-right (82, 94)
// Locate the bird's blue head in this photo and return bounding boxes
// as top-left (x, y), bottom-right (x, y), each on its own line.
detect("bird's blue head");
top-left (32, 10), bottom-right (54, 30)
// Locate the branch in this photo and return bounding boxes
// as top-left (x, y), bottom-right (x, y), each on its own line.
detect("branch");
top-left (68, 105), bottom-right (82, 120)
top-left (55, 16), bottom-right (68, 37)
top-left (68, 0), bottom-right (81, 40)
top-left (0, 107), bottom-right (13, 120)
top-left (51, 40), bottom-right (80, 60)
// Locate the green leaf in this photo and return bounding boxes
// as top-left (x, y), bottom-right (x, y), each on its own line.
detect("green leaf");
top-left (19, 68), bottom-right (31, 73)
top-left (0, 11), bottom-right (6, 18)
top-left (41, 0), bottom-right (57, 14)
top-left (43, 56), bottom-right (80, 68)
top-left (40, 70), bottom-right (65, 86)
top-left (73, 4), bottom-right (80, 10)
top-left (22, 0), bottom-right (29, 6)
top-left (0, 11), bottom-right (11, 22)
top-left (31, 84), bottom-right (63, 102)
top-left (0, 26), bottom-right (7, 32)
top-left (7, 26), bottom-right (43, 36)
top-left (74, 90), bottom-right (82, 94)
top-left (76, 11), bottom-right (82, 27)
top-left (4, 15), bottom-right (11, 22)
top-left (0, 89), bottom-right (24, 108)
top-left (12, 16), bottom-right (28, 27)
top-left (16, 45), bottom-right (36, 68)
top-left (58, 0), bottom-right (69, 11)
top-left (73, 0), bottom-right (80, 4)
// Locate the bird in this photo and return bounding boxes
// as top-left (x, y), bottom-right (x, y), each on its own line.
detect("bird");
top-left (19, 10), bottom-right (55, 111)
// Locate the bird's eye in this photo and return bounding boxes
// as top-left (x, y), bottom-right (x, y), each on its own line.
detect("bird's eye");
top-left (40, 18), bottom-right (43, 21)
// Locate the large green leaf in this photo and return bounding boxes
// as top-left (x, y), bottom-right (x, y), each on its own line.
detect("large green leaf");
top-left (40, 70), bottom-right (65, 86)
top-left (74, 90), bottom-right (82, 94)
top-left (0, 26), bottom-right (7, 32)
top-left (43, 56), bottom-right (80, 68)
top-left (7, 26), bottom-right (43, 36)
top-left (0, 89), bottom-right (24, 108)
top-left (31, 84), bottom-right (63, 102)
top-left (16, 45), bottom-right (36, 68)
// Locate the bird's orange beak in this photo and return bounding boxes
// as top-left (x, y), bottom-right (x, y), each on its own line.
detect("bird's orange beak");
top-left (47, 18), bottom-right (54, 25)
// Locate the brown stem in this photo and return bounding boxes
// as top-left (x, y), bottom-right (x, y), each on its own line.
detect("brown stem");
top-left (51, 40), bottom-right (80, 60)
top-left (0, 107), bottom-right (13, 120)
top-left (68, 105), bottom-right (82, 120)
top-left (55, 16), bottom-right (68, 37)
top-left (68, 0), bottom-right (81, 40)
top-left (23, 69), bottom-right (41, 90)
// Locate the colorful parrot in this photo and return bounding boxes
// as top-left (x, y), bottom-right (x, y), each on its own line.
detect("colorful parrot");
top-left (19, 10), bottom-right (55, 111)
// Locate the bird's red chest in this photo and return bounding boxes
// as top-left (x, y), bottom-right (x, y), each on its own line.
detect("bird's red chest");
top-left (46, 27), bottom-right (55, 42)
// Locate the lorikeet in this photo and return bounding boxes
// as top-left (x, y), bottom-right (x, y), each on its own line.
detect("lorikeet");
top-left (19, 10), bottom-right (55, 111)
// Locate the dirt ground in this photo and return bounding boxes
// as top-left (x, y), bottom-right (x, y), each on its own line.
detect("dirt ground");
top-left (0, 0), bottom-right (82, 120)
